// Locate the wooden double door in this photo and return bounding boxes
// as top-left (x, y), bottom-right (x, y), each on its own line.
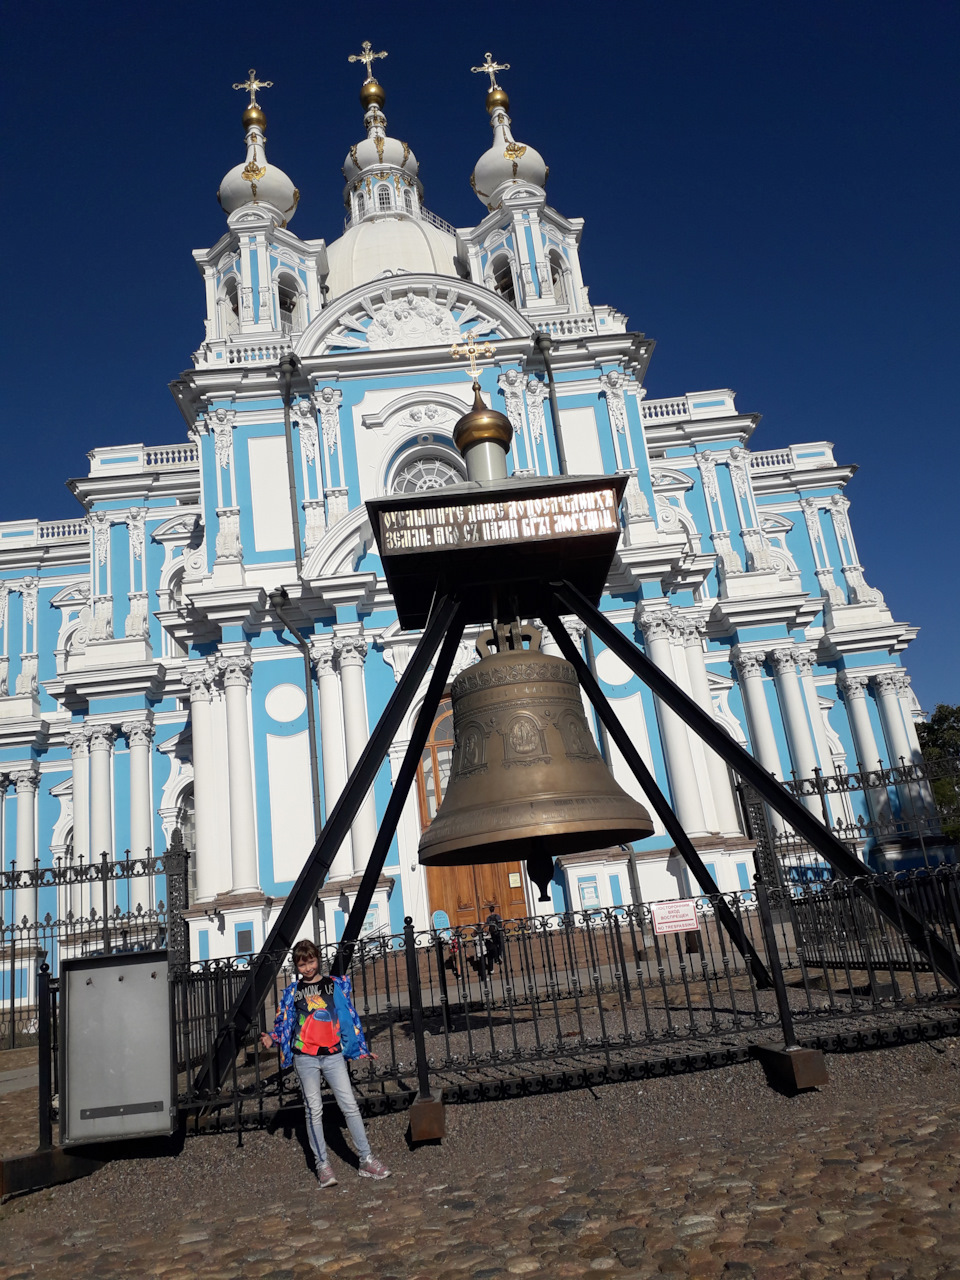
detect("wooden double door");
top-left (416, 699), bottom-right (530, 926)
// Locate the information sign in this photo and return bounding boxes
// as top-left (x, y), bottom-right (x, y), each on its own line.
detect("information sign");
top-left (650, 899), bottom-right (701, 935)
top-left (378, 486), bottom-right (619, 555)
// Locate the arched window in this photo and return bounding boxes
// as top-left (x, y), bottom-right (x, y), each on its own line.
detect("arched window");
top-left (392, 455), bottom-right (465, 494)
top-left (175, 785), bottom-right (197, 900)
top-left (417, 700), bottom-right (454, 827)
top-left (403, 188), bottom-right (414, 214)
top-left (356, 191), bottom-right (366, 219)
top-left (219, 277), bottom-right (240, 337)
top-left (491, 254), bottom-right (516, 305)
top-left (377, 184), bottom-right (392, 212)
top-left (277, 273), bottom-right (305, 334)
top-left (549, 250), bottom-right (569, 308)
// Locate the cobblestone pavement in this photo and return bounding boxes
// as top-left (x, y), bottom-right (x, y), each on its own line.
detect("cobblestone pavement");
top-left (3, 1038), bottom-right (960, 1279)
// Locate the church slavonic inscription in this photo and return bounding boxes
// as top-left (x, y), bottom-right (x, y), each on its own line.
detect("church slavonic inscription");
top-left (379, 486), bottom-right (618, 554)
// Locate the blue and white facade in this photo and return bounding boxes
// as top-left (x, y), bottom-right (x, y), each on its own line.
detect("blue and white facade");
top-left (0, 66), bottom-right (928, 959)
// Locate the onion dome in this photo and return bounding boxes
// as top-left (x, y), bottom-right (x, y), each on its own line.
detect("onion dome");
top-left (454, 381), bottom-right (513, 455)
top-left (341, 45), bottom-right (420, 210)
top-left (469, 54), bottom-right (548, 210)
top-left (217, 69), bottom-right (299, 226)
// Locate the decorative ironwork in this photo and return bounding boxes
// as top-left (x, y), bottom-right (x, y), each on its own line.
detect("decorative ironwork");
top-left (471, 52), bottom-right (510, 90)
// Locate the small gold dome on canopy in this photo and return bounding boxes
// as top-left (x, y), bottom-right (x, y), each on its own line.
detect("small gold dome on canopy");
top-left (453, 382), bottom-right (513, 454)
top-left (486, 86), bottom-right (509, 113)
top-left (360, 78), bottom-right (386, 109)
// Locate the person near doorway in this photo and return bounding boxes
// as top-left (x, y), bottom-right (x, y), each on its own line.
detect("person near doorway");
top-left (484, 902), bottom-right (505, 971)
top-left (260, 938), bottom-right (391, 1187)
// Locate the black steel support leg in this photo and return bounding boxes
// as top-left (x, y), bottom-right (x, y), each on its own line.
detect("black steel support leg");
top-left (553, 579), bottom-right (960, 984)
top-left (544, 607), bottom-right (773, 989)
top-left (195, 593), bottom-right (461, 1097)
top-left (331, 603), bottom-right (468, 976)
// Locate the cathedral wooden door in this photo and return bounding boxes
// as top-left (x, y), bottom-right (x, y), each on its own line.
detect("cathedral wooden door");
top-left (416, 700), bottom-right (530, 926)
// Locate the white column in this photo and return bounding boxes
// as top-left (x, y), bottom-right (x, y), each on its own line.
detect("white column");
top-left (311, 638), bottom-right (352, 880)
top-left (637, 608), bottom-right (708, 836)
top-left (769, 647), bottom-right (821, 814)
top-left (67, 730), bottom-right (91, 917)
top-left (335, 631), bottom-right (379, 875)
top-left (122, 720), bottom-right (154, 908)
top-left (218, 655), bottom-right (260, 893)
top-left (184, 665), bottom-right (219, 902)
top-left (892, 670), bottom-right (936, 818)
top-left (88, 726), bottom-right (115, 862)
top-left (11, 769), bottom-right (38, 926)
top-left (873, 670), bottom-right (914, 769)
top-left (837, 671), bottom-right (889, 822)
top-left (733, 650), bottom-right (782, 778)
top-left (796, 651), bottom-right (846, 826)
top-left (874, 670), bottom-right (925, 819)
top-left (678, 617), bottom-right (742, 834)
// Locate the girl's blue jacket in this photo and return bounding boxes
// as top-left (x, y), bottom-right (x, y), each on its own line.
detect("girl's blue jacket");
top-left (266, 973), bottom-right (369, 1069)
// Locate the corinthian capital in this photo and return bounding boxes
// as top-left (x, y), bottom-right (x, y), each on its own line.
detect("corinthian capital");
top-left (837, 670), bottom-right (870, 700)
top-left (769, 647), bottom-right (798, 677)
top-left (122, 720), bottom-right (156, 748)
top-left (10, 767), bottom-right (39, 794)
top-left (87, 724), bottom-right (116, 752)
top-left (66, 728), bottom-right (89, 758)
top-left (334, 633), bottom-right (368, 668)
top-left (733, 648), bottom-right (766, 681)
top-left (309, 636), bottom-right (337, 676)
top-left (217, 655), bottom-right (253, 688)
top-left (635, 605), bottom-right (671, 644)
top-left (183, 661), bottom-right (216, 701)
top-left (873, 670), bottom-right (903, 699)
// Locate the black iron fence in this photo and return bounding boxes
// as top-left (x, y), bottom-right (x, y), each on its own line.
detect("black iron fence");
top-left (0, 833), bottom-right (188, 1048)
top-left (163, 865), bottom-right (960, 1130)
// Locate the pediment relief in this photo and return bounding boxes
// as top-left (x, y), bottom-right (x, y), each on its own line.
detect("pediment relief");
top-left (650, 467), bottom-right (695, 490)
top-left (152, 514), bottom-right (201, 545)
top-left (296, 276), bottom-right (533, 358)
top-left (50, 582), bottom-right (90, 610)
top-left (361, 389), bottom-right (473, 435)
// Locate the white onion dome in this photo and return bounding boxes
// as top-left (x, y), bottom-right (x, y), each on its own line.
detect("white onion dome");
top-left (217, 102), bottom-right (300, 226)
top-left (471, 87), bottom-right (548, 209)
top-left (341, 78), bottom-right (420, 203)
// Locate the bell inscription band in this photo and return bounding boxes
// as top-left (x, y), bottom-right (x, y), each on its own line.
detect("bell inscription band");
top-left (418, 622), bottom-right (654, 900)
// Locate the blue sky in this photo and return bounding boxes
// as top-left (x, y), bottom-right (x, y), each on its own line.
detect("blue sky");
top-left (4, 2), bottom-right (959, 707)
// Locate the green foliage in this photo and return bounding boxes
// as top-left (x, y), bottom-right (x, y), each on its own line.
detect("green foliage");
top-left (917, 703), bottom-right (960, 760)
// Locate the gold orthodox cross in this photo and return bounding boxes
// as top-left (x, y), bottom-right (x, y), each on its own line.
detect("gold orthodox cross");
top-left (451, 338), bottom-right (496, 379)
top-left (349, 40), bottom-right (388, 81)
top-left (232, 69), bottom-right (273, 106)
top-left (471, 52), bottom-right (510, 90)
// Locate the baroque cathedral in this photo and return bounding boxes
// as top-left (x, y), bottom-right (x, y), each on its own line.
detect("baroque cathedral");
top-left (0, 48), bottom-right (926, 960)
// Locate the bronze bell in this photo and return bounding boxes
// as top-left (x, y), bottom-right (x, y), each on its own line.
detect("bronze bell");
top-left (418, 622), bottom-right (654, 901)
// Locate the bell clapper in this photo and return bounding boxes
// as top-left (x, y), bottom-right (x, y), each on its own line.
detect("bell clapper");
top-left (526, 840), bottom-right (555, 903)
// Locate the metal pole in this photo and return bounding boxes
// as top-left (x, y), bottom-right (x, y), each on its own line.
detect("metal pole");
top-left (553, 578), bottom-right (960, 984)
top-left (194, 593), bottom-right (460, 1097)
top-left (279, 353), bottom-right (305, 576)
top-left (37, 958), bottom-right (52, 1151)
top-left (533, 333), bottom-right (568, 476)
top-left (8, 916), bottom-right (16, 1051)
top-left (268, 587), bottom-right (323, 841)
top-left (100, 852), bottom-right (111, 957)
top-left (403, 917), bottom-right (433, 1101)
top-left (754, 878), bottom-right (799, 1049)
top-left (331, 603), bottom-right (467, 976)
top-left (544, 607), bottom-right (772, 988)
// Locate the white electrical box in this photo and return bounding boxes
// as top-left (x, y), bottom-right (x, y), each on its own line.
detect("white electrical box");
top-left (60, 951), bottom-right (176, 1146)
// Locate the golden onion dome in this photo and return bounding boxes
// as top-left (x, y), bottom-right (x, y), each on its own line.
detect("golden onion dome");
top-left (242, 103), bottom-right (267, 132)
top-left (453, 382), bottom-right (513, 454)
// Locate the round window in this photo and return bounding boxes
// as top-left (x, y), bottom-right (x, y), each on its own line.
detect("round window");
top-left (392, 456), bottom-right (464, 493)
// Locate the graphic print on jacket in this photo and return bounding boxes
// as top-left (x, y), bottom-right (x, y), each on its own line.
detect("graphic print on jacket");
top-left (294, 976), bottom-right (341, 1055)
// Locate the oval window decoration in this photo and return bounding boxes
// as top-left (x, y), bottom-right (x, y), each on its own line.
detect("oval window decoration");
top-left (265, 683), bottom-right (307, 723)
